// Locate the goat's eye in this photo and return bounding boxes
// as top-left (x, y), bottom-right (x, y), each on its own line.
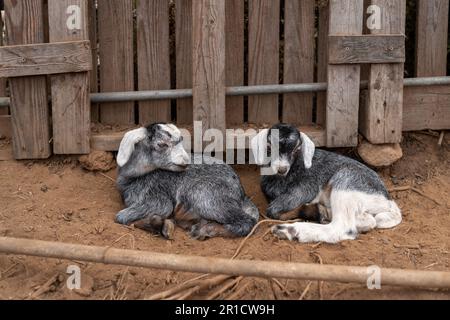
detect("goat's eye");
top-left (158, 142), bottom-right (169, 149)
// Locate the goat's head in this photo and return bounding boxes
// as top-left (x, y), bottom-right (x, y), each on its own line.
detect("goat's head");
top-left (250, 123), bottom-right (315, 176)
top-left (117, 123), bottom-right (190, 175)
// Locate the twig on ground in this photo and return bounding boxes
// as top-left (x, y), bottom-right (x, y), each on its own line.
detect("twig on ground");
top-left (424, 262), bottom-right (439, 269)
top-left (438, 131), bottom-right (445, 146)
top-left (389, 186), bottom-right (442, 206)
top-left (27, 273), bottom-right (63, 300)
top-left (98, 172), bottom-right (116, 183)
top-left (269, 279), bottom-right (280, 300)
top-left (225, 282), bottom-right (251, 300)
top-left (393, 243), bottom-right (421, 250)
top-left (299, 281), bottom-right (313, 300)
top-left (271, 278), bottom-right (290, 296)
top-left (331, 284), bottom-right (363, 299)
top-left (231, 219), bottom-right (300, 260)
top-left (148, 275), bottom-right (230, 300)
top-left (311, 252), bottom-right (324, 300)
top-left (205, 277), bottom-right (243, 300)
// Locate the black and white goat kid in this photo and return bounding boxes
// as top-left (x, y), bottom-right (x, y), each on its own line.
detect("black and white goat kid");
top-left (251, 124), bottom-right (402, 243)
top-left (115, 123), bottom-right (259, 240)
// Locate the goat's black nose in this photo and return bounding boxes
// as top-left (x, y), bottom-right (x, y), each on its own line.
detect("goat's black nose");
top-left (278, 167), bottom-right (288, 175)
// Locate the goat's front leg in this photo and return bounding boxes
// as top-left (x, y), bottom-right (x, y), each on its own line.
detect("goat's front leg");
top-left (116, 197), bottom-right (174, 238)
top-left (266, 189), bottom-right (314, 220)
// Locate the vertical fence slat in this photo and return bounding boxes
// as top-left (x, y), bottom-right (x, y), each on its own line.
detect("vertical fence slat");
top-left (225, 0), bottom-right (244, 126)
top-left (192, 0), bottom-right (226, 134)
top-left (88, 0), bottom-right (99, 122)
top-left (48, 0), bottom-right (91, 154)
top-left (283, 0), bottom-right (314, 125)
top-left (137, 0), bottom-right (171, 124)
top-left (326, 0), bottom-right (363, 147)
top-left (248, 0), bottom-right (280, 125)
top-left (360, 0), bottom-right (405, 144)
top-left (4, 0), bottom-right (51, 159)
top-left (403, 0), bottom-right (450, 132)
top-left (416, 0), bottom-right (449, 77)
top-left (176, 0), bottom-right (193, 125)
top-left (316, 1), bottom-right (329, 127)
top-left (0, 11), bottom-right (7, 115)
top-left (98, 0), bottom-right (134, 124)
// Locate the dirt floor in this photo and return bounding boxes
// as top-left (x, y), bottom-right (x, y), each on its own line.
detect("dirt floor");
top-left (0, 132), bottom-right (449, 300)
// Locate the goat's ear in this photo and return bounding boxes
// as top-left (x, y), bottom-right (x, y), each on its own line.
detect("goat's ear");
top-left (117, 128), bottom-right (148, 167)
top-left (250, 129), bottom-right (269, 165)
top-left (300, 132), bottom-right (315, 169)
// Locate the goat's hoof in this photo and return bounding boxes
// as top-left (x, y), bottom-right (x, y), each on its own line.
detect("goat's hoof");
top-left (189, 224), bottom-right (207, 241)
top-left (162, 219), bottom-right (175, 240)
top-left (271, 224), bottom-right (297, 241)
top-left (115, 210), bottom-right (131, 225)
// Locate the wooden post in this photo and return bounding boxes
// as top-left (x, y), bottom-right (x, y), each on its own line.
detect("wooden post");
top-left (316, 1), bottom-right (329, 127)
top-left (248, 0), bottom-right (280, 125)
top-left (176, 0), bottom-right (193, 125)
top-left (88, 0), bottom-right (99, 122)
top-left (0, 11), bottom-right (7, 115)
top-left (4, 0), bottom-right (51, 159)
top-left (97, 0), bottom-right (134, 124)
top-left (360, 0), bottom-right (406, 144)
top-left (48, 0), bottom-right (91, 154)
top-left (403, 0), bottom-right (450, 132)
top-left (192, 0), bottom-right (226, 134)
top-left (326, 0), bottom-right (363, 147)
top-left (225, 0), bottom-right (244, 126)
top-left (137, 0), bottom-right (171, 124)
top-left (415, 0), bottom-right (449, 77)
top-left (283, 0), bottom-right (315, 125)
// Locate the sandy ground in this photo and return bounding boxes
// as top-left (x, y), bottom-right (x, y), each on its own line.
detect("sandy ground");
top-left (0, 132), bottom-right (449, 300)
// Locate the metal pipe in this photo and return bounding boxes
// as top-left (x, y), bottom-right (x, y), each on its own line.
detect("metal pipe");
top-left (1, 76), bottom-right (449, 107)
top-left (1, 236), bottom-right (450, 289)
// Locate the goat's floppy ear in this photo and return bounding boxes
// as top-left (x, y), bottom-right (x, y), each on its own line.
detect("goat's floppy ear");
top-left (300, 132), bottom-right (315, 169)
top-left (117, 128), bottom-right (148, 167)
top-left (250, 129), bottom-right (269, 165)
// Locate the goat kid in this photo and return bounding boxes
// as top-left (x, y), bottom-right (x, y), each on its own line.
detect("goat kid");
top-left (115, 123), bottom-right (259, 240)
top-left (251, 124), bottom-right (402, 244)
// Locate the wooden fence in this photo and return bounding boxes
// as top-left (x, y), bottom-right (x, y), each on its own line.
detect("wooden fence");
top-left (0, 0), bottom-right (449, 160)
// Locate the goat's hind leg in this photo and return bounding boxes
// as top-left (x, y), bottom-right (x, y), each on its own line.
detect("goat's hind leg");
top-left (189, 220), bottom-right (237, 241)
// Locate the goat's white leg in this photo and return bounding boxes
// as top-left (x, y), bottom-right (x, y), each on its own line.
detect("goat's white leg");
top-left (272, 190), bottom-right (359, 243)
top-left (355, 212), bottom-right (377, 233)
top-left (374, 201), bottom-right (402, 229)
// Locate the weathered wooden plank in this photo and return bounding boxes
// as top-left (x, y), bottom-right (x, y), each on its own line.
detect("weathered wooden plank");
top-left (176, 0), bottom-right (193, 125)
top-left (225, 0), bottom-right (244, 125)
top-left (4, 0), bottom-right (51, 159)
top-left (416, 0), bottom-right (449, 77)
top-left (98, 0), bottom-right (134, 124)
top-left (326, 0), bottom-right (363, 147)
top-left (48, 0), bottom-right (91, 155)
top-left (0, 41), bottom-right (92, 78)
top-left (328, 35), bottom-right (405, 64)
top-left (248, 0), bottom-right (280, 125)
top-left (316, 1), bottom-right (329, 126)
top-left (137, 0), bottom-right (171, 124)
top-left (283, 0), bottom-right (314, 125)
top-left (88, 0), bottom-right (99, 122)
top-left (403, 85), bottom-right (450, 131)
top-left (91, 125), bottom-right (327, 152)
top-left (192, 0), bottom-right (226, 134)
top-left (361, 0), bottom-right (405, 144)
top-left (0, 11), bottom-right (7, 114)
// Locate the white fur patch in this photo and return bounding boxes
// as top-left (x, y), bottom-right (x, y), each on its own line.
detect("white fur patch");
top-left (300, 132), bottom-right (315, 169)
top-left (160, 124), bottom-right (181, 140)
top-left (273, 190), bottom-right (402, 243)
top-left (117, 127), bottom-right (148, 167)
top-left (250, 129), bottom-right (269, 165)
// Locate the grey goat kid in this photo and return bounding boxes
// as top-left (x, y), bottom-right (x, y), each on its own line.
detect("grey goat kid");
top-left (115, 123), bottom-right (259, 240)
top-left (251, 124), bottom-right (402, 244)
